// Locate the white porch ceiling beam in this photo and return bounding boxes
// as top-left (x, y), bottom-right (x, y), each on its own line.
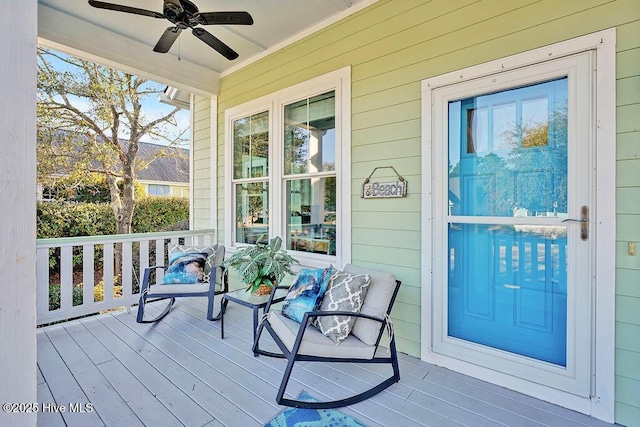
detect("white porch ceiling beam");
top-left (37, 3), bottom-right (219, 96)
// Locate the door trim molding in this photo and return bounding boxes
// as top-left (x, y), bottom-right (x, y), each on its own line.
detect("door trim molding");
top-left (420, 28), bottom-right (616, 422)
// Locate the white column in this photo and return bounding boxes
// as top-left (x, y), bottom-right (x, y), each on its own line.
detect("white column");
top-left (0, 1), bottom-right (38, 426)
top-left (309, 130), bottom-right (326, 226)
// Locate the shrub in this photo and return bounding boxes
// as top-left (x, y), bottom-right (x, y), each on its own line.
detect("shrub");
top-left (37, 197), bottom-right (189, 239)
top-left (132, 197), bottom-right (190, 233)
top-left (37, 201), bottom-right (116, 239)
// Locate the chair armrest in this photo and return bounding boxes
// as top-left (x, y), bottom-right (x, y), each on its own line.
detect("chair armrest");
top-left (264, 285), bottom-right (290, 313)
top-left (289, 311), bottom-right (392, 353)
top-left (141, 265), bottom-right (166, 293)
top-left (304, 310), bottom-right (386, 324)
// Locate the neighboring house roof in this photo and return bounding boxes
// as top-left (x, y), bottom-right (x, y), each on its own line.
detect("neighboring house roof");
top-left (41, 131), bottom-right (190, 185)
top-left (123, 140), bottom-right (189, 184)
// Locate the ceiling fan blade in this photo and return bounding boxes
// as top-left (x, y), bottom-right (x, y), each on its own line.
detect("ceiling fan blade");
top-left (153, 27), bottom-right (182, 53)
top-left (88, 1), bottom-right (164, 19)
top-left (195, 11), bottom-right (254, 26)
top-left (192, 28), bottom-right (239, 60)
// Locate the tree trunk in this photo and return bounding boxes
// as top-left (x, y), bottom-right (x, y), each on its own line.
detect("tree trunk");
top-left (106, 174), bottom-right (136, 285)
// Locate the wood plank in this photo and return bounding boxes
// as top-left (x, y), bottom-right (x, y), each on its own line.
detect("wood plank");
top-left (44, 326), bottom-right (143, 427)
top-left (37, 365), bottom-right (45, 385)
top-left (96, 314), bottom-right (260, 426)
top-left (79, 317), bottom-right (214, 427)
top-left (95, 359), bottom-right (183, 427)
top-left (37, 382), bottom-right (66, 427)
top-left (113, 309), bottom-right (281, 421)
top-left (62, 322), bottom-right (114, 365)
top-left (36, 331), bottom-right (105, 427)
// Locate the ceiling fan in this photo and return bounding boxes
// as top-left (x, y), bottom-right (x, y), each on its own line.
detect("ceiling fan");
top-left (88, 0), bottom-right (253, 60)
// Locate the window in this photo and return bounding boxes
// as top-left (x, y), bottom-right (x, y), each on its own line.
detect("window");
top-left (225, 67), bottom-right (351, 267)
top-left (148, 184), bottom-right (170, 196)
top-left (284, 92), bottom-right (337, 256)
top-left (232, 111), bottom-right (270, 244)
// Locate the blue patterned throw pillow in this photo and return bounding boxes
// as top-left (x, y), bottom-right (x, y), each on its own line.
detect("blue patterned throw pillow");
top-left (281, 266), bottom-right (333, 323)
top-left (161, 252), bottom-right (208, 284)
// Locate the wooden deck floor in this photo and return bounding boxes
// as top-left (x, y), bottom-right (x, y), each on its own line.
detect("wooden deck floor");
top-left (37, 296), bottom-right (612, 427)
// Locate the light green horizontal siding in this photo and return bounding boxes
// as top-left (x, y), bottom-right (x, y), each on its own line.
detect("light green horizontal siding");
top-left (186, 1), bottom-right (640, 423)
top-left (192, 94), bottom-right (211, 230)
top-left (617, 131), bottom-right (640, 160)
top-left (615, 17), bottom-right (640, 427)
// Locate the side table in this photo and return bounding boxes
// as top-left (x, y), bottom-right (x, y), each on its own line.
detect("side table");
top-left (219, 287), bottom-right (288, 355)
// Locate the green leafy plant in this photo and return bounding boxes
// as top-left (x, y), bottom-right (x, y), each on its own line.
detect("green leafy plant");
top-left (224, 236), bottom-right (299, 294)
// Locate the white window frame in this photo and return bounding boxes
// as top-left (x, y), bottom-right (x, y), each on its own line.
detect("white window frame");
top-left (225, 66), bottom-right (351, 269)
top-left (420, 29), bottom-right (615, 421)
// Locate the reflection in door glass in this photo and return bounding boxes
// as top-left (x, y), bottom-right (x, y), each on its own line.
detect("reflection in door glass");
top-left (448, 78), bottom-right (568, 217)
top-left (448, 223), bottom-right (567, 366)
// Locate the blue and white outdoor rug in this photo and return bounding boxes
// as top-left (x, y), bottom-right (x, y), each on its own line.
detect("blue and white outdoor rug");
top-left (264, 391), bottom-right (367, 427)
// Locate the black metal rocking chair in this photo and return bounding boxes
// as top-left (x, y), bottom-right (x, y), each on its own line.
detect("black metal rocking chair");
top-left (136, 244), bottom-right (228, 323)
top-left (253, 263), bottom-right (401, 409)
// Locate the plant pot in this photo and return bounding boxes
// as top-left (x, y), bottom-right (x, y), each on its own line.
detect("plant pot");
top-left (251, 283), bottom-right (273, 296)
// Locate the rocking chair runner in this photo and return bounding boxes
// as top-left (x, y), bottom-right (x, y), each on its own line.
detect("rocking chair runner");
top-left (136, 245), bottom-right (228, 323)
top-left (253, 263), bottom-right (401, 409)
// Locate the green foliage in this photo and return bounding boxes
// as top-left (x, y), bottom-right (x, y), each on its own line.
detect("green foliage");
top-left (132, 197), bottom-right (190, 233)
top-left (48, 281), bottom-right (123, 310)
top-left (37, 197), bottom-right (189, 239)
top-left (224, 236), bottom-right (299, 293)
top-left (37, 201), bottom-right (116, 239)
top-left (48, 284), bottom-right (83, 310)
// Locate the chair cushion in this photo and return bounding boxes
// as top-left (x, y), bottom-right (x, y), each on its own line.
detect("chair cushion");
top-left (162, 252), bottom-right (208, 284)
top-left (344, 264), bottom-right (397, 346)
top-left (148, 283), bottom-right (211, 295)
top-left (268, 310), bottom-right (375, 359)
top-left (315, 270), bottom-right (371, 344)
top-left (281, 266), bottom-right (332, 323)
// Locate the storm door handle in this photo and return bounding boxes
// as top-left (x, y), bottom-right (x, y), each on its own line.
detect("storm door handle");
top-left (561, 205), bottom-right (588, 240)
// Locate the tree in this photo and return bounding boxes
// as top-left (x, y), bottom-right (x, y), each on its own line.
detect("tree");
top-left (37, 47), bottom-right (188, 235)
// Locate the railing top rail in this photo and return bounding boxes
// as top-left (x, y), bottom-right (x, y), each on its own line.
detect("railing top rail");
top-left (36, 229), bottom-right (216, 248)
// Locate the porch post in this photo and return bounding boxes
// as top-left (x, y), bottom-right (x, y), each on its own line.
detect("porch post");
top-left (0, 1), bottom-right (38, 426)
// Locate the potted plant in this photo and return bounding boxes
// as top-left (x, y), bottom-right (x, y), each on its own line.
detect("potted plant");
top-left (224, 236), bottom-right (299, 295)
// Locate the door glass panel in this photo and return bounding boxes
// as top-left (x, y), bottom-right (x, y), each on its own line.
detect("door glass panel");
top-left (447, 77), bottom-right (569, 367)
top-left (448, 223), bottom-right (568, 366)
top-left (448, 78), bottom-right (568, 217)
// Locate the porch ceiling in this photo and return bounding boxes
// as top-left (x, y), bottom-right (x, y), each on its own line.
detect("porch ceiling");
top-left (38, 0), bottom-right (373, 96)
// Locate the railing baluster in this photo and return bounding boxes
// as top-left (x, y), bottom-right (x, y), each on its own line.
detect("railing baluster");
top-left (36, 248), bottom-right (50, 316)
top-left (103, 243), bottom-right (114, 303)
top-left (139, 240), bottom-right (149, 288)
top-left (155, 239), bottom-right (165, 283)
top-left (83, 244), bottom-right (95, 306)
top-left (60, 246), bottom-right (73, 310)
top-left (121, 242), bottom-right (132, 298)
top-left (170, 237), bottom-right (179, 249)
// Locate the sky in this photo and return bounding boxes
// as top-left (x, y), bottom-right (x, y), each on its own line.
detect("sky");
top-left (40, 48), bottom-right (191, 148)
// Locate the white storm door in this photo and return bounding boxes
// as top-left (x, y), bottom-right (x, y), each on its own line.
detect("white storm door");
top-left (430, 51), bottom-right (594, 396)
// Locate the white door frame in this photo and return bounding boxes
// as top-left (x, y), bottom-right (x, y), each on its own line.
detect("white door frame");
top-left (420, 29), bottom-right (616, 422)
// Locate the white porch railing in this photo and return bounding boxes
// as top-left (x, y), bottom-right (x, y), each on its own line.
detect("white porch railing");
top-left (36, 229), bottom-right (216, 325)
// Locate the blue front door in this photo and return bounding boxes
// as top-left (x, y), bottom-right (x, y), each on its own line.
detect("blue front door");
top-left (447, 78), bottom-right (569, 366)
